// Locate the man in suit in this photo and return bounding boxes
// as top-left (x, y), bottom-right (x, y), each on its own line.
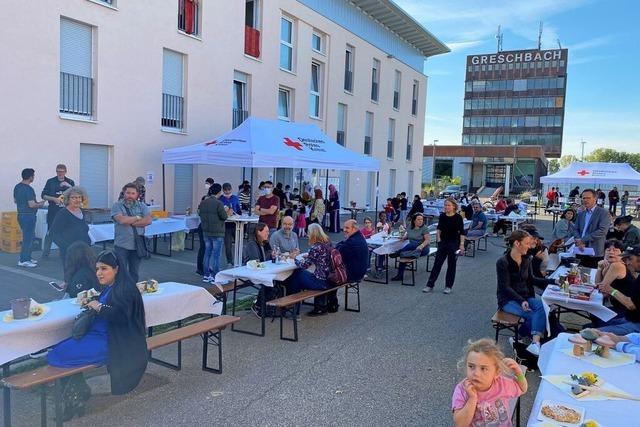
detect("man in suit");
top-left (571, 188), bottom-right (611, 268)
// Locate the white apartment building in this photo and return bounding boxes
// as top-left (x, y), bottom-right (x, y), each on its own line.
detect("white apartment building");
top-left (0, 0), bottom-right (448, 213)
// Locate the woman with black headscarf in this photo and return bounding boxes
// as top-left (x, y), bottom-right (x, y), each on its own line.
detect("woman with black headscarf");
top-left (47, 250), bottom-right (147, 420)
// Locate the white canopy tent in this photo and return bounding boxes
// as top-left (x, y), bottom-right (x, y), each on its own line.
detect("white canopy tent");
top-left (541, 162), bottom-right (640, 186)
top-left (162, 117), bottom-right (380, 210)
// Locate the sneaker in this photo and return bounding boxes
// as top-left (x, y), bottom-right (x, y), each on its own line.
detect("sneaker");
top-left (18, 261), bottom-right (37, 268)
top-left (250, 303), bottom-right (263, 318)
top-left (526, 342), bottom-right (541, 356)
top-left (443, 287), bottom-right (452, 294)
top-left (30, 259), bottom-right (38, 264)
top-left (307, 309), bottom-right (328, 317)
top-left (202, 275), bottom-right (213, 283)
top-left (422, 286), bottom-right (434, 293)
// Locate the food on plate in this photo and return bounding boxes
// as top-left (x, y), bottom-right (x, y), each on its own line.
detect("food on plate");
top-left (247, 260), bottom-right (266, 269)
top-left (580, 329), bottom-right (599, 341)
top-left (541, 404), bottom-right (581, 424)
top-left (581, 421), bottom-right (599, 427)
top-left (30, 305), bottom-right (44, 316)
top-left (571, 372), bottom-right (599, 386)
top-left (571, 384), bottom-right (583, 395)
top-left (593, 336), bottom-right (615, 358)
top-left (136, 279), bottom-right (159, 293)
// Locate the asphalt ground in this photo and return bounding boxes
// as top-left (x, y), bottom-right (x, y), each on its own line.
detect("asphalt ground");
top-left (0, 211), bottom-right (562, 426)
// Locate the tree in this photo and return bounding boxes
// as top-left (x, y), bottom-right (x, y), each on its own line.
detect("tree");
top-left (548, 159), bottom-right (560, 174)
top-left (585, 148), bottom-right (640, 171)
top-left (559, 154), bottom-right (579, 168)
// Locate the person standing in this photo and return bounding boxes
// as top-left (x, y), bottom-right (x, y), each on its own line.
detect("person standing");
top-left (238, 183), bottom-right (252, 213)
top-left (111, 183), bottom-right (152, 283)
top-left (407, 195), bottom-right (424, 218)
top-left (423, 198), bottom-right (465, 294)
top-left (255, 181), bottom-right (280, 233)
top-left (399, 192), bottom-right (409, 226)
top-left (571, 189), bottom-right (611, 269)
top-left (621, 190), bottom-right (630, 216)
top-left (609, 187), bottom-right (620, 215)
top-left (219, 182), bottom-right (241, 267)
top-left (545, 186), bottom-right (556, 208)
top-left (327, 184), bottom-right (340, 233)
top-left (308, 189), bottom-right (326, 227)
top-left (41, 164), bottom-right (75, 257)
top-left (273, 183), bottom-right (287, 210)
top-left (596, 189), bottom-right (606, 206)
top-left (13, 168), bottom-right (44, 267)
top-left (50, 187), bottom-right (91, 273)
top-left (199, 183), bottom-right (228, 283)
top-left (196, 178), bottom-right (215, 275)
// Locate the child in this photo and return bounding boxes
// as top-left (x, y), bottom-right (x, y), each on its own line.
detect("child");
top-left (360, 217), bottom-right (374, 239)
top-left (452, 339), bottom-right (527, 427)
top-left (376, 211), bottom-right (390, 234)
top-left (296, 205), bottom-right (307, 237)
top-left (384, 198), bottom-right (395, 223)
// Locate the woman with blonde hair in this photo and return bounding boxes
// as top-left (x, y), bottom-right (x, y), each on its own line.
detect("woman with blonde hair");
top-left (50, 186), bottom-right (91, 273)
top-left (288, 223), bottom-right (333, 316)
top-left (308, 189), bottom-right (326, 226)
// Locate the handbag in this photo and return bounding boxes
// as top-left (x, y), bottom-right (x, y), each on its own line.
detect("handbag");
top-left (72, 308), bottom-right (96, 340)
top-left (124, 205), bottom-right (150, 259)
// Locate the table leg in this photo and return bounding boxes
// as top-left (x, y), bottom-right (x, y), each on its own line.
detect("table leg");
top-left (234, 222), bottom-right (245, 267)
top-left (3, 363), bottom-right (10, 427)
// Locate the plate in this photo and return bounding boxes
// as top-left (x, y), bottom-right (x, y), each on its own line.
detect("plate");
top-left (537, 400), bottom-right (585, 426)
top-left (3, 303), bottom-right (50, 323)
top-left (142, 287), bottom-right (163, 296)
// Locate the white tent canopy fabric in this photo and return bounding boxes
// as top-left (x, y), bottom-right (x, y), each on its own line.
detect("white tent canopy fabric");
top-left (541, 162), bottom-right (640, 186)
top-left (162, 117), bottom-right (380, 171)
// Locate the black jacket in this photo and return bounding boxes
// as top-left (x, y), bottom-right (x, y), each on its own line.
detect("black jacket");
top-left (335, 231), bottom-right (369, 282)
top-left (496, 253), bottom-right (553, 308)
top-left (98, 276), bottom-right (147, 395)
top-left (50, 208), bottom-right (90, 252)
top-left (408, 200), bottom-right (424, 218)
top-left (66, 265), bottom-right (100, 298)
top-left (242, 239), bottom-right (272, 264)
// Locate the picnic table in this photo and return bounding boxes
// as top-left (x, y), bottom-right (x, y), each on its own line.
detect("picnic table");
top-left (543, 267), bottom-right (617, 332)
top-left (545, 207), bottom-right (565, 227)
top-left (364, 232), bottom-right (409, 284)
top-left (527, 333), bottom-right (640, 426)
top-left (342, 206), bottom-right (368, 221)
top-left (224, 215), bottom-right (259, 267)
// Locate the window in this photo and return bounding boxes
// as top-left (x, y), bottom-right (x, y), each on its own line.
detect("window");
top-left (174, 164), bottom-right (193, 214)
top-left (309, 62), bottom-right (321, 118)
top-left (60, 18), bottom-right (93, 118)
top-left (336, 103), bottom-right (347, 146)
top-left (513, 79), bottom-right (527, 91)
top-left (344, 45), bottom-right (354, 92)
top-left (178, 0), bottom-right (200, 36)
top-left (233, 71), bottom-right (249, 128)
top-left (279, 17), bottom-right (294, 71)
top-left (278, 87), bottom-right (291, 121)
top-left (407, 171), bottom-right (414, 194)
top-left (388, 169), bottom-right (396, 197)
top-left (406, 125), bottom-right (414, 161)
top-left (393, 70), bottom-right (401, 109)
top-left (245, 0), bottom-right (261, 57)
top-left (411, 81), bottom-right (419, 115)
top-left (162, 48), bottom-right (185, 130)
top-left (80, 144), bottom-right (109, 208)
top-left (311, 31), bottom-right (323, 53)
top-left (387, 119), bottom-right (395, 159)
top-left (371, 59), bottom-right (380, 102)
top-left (364, 112), bottom-right (373, 155)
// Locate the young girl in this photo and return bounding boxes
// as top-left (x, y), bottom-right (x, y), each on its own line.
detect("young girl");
top-left (360, 217), bottom-right (374, 239)
top-left (452, 339), bottom-right (527, 427)
top-left (296, 205), bottom-right (307, 237)
top-left (384, 198), bottom-right (395, 223)
top-left (376, 211), bottom-right (390, 234)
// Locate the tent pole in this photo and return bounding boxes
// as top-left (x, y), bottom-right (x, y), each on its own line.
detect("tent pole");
top-left (374, 171), bottom-right (380, 222)
top-left (162, 164), bottom-right (166, 211)
top-left (325, 169), bottom-right (329, 198)
top-left (242, 168), bottom-right (245, 185)
top-left (249, 168), bottom-right (254, 210)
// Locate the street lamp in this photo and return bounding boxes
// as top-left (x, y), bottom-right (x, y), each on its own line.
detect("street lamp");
top-left (580, 139), bottom-right (587, 161)
top-left (510, 140), bottom-right (518, 191)
top-left (431, 139), bottom-right (438, 186)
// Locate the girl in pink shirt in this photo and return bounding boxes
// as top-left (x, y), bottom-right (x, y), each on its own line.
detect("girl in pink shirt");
top-left (452, 339), bottom-right (527, 427)
top-left (296, 205), bottom-right (307, 237)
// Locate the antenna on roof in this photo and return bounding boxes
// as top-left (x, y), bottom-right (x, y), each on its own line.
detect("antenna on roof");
top-left (537, 21), bottom-right (543, 50)
top-left (557, 38), bottom-right (562, 49)
top-left (495, 25), bottom-right (503, 52)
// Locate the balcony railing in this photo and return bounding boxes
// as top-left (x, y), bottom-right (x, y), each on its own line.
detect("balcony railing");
top-left (178, 0), bottom-right (199, 35)
top-left (336, 131), bottom-right (345, 146)
top-left (412, 99), bottom-right (418, 115)
top-left (371, 82), bottom-right (378, 101)
top-left (406, 144), bottom-right (412, 161)
top-left (364, 136), bottom-right (371, 155)
top-left (393, 91), bottom-right (400, 109)
top-left (232, 108), bottom-right (248, 129)
top-left (162, 93), bottom-right (184, 130)
top-left (344, 70), bottom-right (353, 92)
top-left (387, 141), bottom-right (393, 158)
top-left (244, 26), bottom-right (261, 57)
top-left (60, 72), bottom-right (93, 117)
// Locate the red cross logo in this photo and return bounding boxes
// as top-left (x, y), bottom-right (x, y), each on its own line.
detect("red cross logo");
top-left (204, 140), bottom-right (217, 146)
top-left (577, 169), bottom-right (590, 176)
top-left (284, 137), bottom-right (303, 151)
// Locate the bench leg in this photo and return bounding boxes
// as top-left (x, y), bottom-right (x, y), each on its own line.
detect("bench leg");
top-left (3, 363), bottom-right (10, 427)
top-left (40, 386), bottom-right (47, 427)
top-left (231, 281), bottom-right (266, 337)
top-left (54, 380), bottom-right (63, 427)
top-left (401, 262), bottom-right (416, 286)
top-left (345, 282), bottom-right (361, 313)
top-left (201, 330), bottom-right (223, 374)
top-left (479, 236), bottom-right (488, 251)
top-left (278, 305), bottom-right (299, 342)
top-left (148, 322), bottom-right (183, 371)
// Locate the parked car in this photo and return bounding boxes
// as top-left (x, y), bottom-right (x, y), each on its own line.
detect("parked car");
top-left (439, 185), bottom-right (464, 199)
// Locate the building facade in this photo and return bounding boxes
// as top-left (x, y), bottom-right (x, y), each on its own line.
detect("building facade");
top-left (462, 48), bottom-right (568, 159)
top-left (0, 0), bottom-right (447, 213)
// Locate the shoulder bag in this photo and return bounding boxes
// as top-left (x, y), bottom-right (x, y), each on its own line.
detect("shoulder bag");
top-left (124, 205), bottom-right (150, 259)
top-left (72, 308), bottom-right (96, 340)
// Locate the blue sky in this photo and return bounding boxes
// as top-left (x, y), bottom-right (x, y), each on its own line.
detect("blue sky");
top-left (394, 0), bottom-right (640, 157)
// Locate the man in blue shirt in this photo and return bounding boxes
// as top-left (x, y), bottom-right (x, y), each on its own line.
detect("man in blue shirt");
top-left (13, 168), bottom-right (44, 267)
top-left (219, 182), bottom-right (241, 266)
top-left (467, 201), bottom-right (487, 237)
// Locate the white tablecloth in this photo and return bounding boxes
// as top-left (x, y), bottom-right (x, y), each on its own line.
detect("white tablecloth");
top-left (214, 261), bottom-right (297, 287)
top-left (527, 333), bottom-right (640, 426)
top-left (171, 214), bottom-right (201, 230)
top-left (88, 218), bottom-right (192, 244)
top-left (0, 282), bottom-right (220, 366)
top-left (366, 232), bottom-right (409, 255)
top-left (541, 289), bottom-right (617, 333)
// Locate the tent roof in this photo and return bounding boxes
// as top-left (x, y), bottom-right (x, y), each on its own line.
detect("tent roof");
top-left (162, 117), bottom-right (380, 172)
top-left (541, 162), bottom-right (640, 185)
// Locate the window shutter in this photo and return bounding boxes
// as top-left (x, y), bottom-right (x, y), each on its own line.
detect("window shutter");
top-left (80, 144), bottom-right (109, 208)
top-left (60, 18), bottom-right (92, 77)
top-left (163, 50), bottom-right (183, 96)
top-left (173, 164), bottom-right (193, 214)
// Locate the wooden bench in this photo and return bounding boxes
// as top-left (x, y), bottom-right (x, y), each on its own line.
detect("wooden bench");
top-left (1, 315), bottom-right (239, 427)
top-left (425, 247), bottom-right (438, 272)
top-left (206, 283), bottom-right (237, 314)
top-left (397, 258), bottom-right (417, 286)
top-left (464, 233), bottom-right (488, 257)
top-left (491, 310), bottom-right (523, 344)
top-left (266, 282), bottom-right (360, 342)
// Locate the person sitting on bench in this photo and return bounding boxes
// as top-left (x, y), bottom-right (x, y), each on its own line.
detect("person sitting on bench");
top-left (46, 250), bottom-right (147, 421)
top-left (492, 199), bottom-right (518, 236)
top-left (391, 213), bottom-right (431, 282)
top-left (467, 201), bottom-right (487, 238)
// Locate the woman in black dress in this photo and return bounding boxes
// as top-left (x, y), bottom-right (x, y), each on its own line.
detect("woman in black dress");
top-left (50, 187), bottom-right (91, 273)
top-left (423, 198), bottom-right (465, 294)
